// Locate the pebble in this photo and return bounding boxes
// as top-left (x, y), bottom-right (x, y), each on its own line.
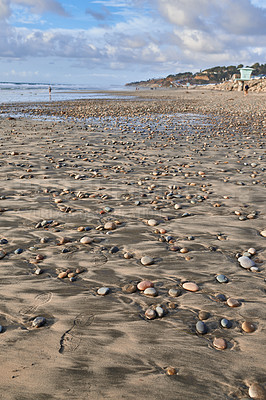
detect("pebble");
top-left (196, 321), bottom-right (208, 334)
top-left (220, 318), bottom-right (232, 328)
top-left (14, 248), bottom-right (23, 254)
top-left (145, 308), bottom-right (157, 320)
top-left (248, 248), bottom-right (256, 255)
top-left (168, 288), bottom-right (181, 297)
top-left (137, 280), bottom-right (154, 291)
top-left (110, 246), bottom-right (119, 254)
top-left (155, 306), bottom-right (164, 317)
top-left (104, 221), bottom-right (117, 230)
top-left (242, 321), bottom-right (255, 333)
top-left (250, 266), bottom-right (260, 272)
top-left (97, 287), bottom-right (110, 296)
top-left (58, 271), bottom-right (68, 279)
top-left (0, 239), bottom-right (8, 244)
top-left (182, 282), bottom-right (199, 292)
top-left (238, 256), bottom-right (255, 269)
top-left (0, 325), bottom-right (3, 333)
top-left (248, 383), bottom-right (266, 399)
top-left (144, 287), bottom-right (157, 297)
top-left (34, 267), bottom-right (42, 275)
top-left (124, 252), bottom-right (133, 259)
top-left (180, 247), bottom-right (188, 253)
top-left (122, 283), bottom-right (137, 293)
top-left (227, 298), bottom-right (241, 307)
top-left (215, 294), bottom-right (227, 302)
top-left (166, 367), bottom-right (177, 376)
top-left (260, 230), bottom-right (266, 238)
top-left (216, 274), bottom-right (229, 283)
top-left (140, 256), bottom-right (154, 266)
top-left (147, 219), bottom-right (159, 226)
top-left (0, 250), bottom-right (6, 259)
top-left (213, 337), bottom-right (227, 350)
top-left (32, 316), bottom-right (46, 328)
top-left (198, 311), bottom-right (210, 320)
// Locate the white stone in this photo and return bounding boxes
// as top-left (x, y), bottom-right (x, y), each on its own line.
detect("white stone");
top-left (238, 256), bottom-right (255, 269)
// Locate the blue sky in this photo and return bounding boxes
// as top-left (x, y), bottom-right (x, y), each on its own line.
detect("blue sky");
top-left (0, 0), bottom-right (266, 86)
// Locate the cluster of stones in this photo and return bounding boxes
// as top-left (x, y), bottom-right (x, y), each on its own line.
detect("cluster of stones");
top-left (237, 247), bottom-right (259, 272)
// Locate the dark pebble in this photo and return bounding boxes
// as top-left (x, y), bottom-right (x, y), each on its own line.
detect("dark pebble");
top-left (196, 321), bottom-right (208, 334)
top-left (220, 318), bottom-right (232, 328)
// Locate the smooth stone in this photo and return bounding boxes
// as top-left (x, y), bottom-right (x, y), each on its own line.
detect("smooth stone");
top-left (137, 280), bottom-right (154, 291)
top-left (147, 219), bottom-right (159, 226)
top-left (220, 318), bottom-right (232, 328)
top-left (248, 383), bottom-right (266, 399)
top-left (122, 283), bottom-right (137, 293)
top-left (144, 287), bottom-right (157, 297)
top-left (0, 250), bottom-right (6, 259)
top-left (0, 325), bottom-right (3, 333)
top-left (198, 311), bottom-right (210, 320)
top-left (216, 274), bottom-right (229, 283)
top-left (104, 221), bottom-right (117, 230)
top-left (243, 251), bottom-right (252, 257)
top-left (182, 282), bottom-right (199, 292)
top-left (80, 236), bottom-right (93, 244)
top-left (166, 367), bottom-right (177, 376)
top-left (196, 321), bottom-right (207, 334)
top-left (238, 256), bottom-right (255, 269)
top-left (110, 246), bottom-right (119, 254)
top-left (34, 267), bottom-right (42, 275)
top-left (0, 239), bottom-right (8, 244)
top-left (104, 206), bottom-right (112, 212)
top-left (227, 298), bottom-right (241, 307)
top-left (215, 293), bottom-right (227, 302)
top-left (58, 271), bottom-right (67, 279)
top-left (180, 247), bottom-right (188, 254)
top-left (14, 248), bottom-right (23, 254)
top-left (168, 288), bottom-right (181, 297)
top-left (155, 306), bottom-right (164, 318)
top-left (140, 256), bottom-right (154, 266)
top-left (32, 316), bottom-right (46, 328)
top-left (145, 308), bottom-right (156, 320)
top-left (260, 230), bottom-right (266, 237)
top-left (248, 248), bottom-right (256, 255)
top-left (242, 321), bottom-right (255, 333)
top-left (251, 266), bottom-right (260, 272)
top-left (97, 287), bottom-right (110, 296)
top-left (213, 337), bottom-right (227, 350)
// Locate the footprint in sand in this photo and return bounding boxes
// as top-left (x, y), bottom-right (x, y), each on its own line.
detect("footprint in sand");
top-left (59, 313), bottom-right (95, 354)
top-left (19, 292), bottom-right (52, 316)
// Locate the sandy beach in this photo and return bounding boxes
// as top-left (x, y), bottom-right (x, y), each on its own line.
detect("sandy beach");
top-left (0, 88), bottom-right (265, 400)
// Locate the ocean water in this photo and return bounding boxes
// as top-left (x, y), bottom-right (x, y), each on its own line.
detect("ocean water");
top-left (0, 82), bottom-right (131, 104)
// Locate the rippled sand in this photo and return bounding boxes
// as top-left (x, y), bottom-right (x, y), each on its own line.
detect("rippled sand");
top-left (0, 89), bottom-right (265, 399)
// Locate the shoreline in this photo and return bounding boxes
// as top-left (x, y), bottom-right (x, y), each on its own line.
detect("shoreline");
top-left (0, 89), bottom-right (265, 399)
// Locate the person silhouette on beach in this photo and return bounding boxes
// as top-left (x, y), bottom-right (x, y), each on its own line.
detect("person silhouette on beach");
top-left (48, 86), bottom-right (52, 100)
top-left (244, 84), bottom-right (249, 96)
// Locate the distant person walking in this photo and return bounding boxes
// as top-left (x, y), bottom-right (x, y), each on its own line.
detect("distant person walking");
top-left (244, 84), bottom-right (249, 96)
top-left (48, 86), bottom-right (52, 100)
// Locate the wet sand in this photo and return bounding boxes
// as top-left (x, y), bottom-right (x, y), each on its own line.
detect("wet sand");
top-left (0, 89), bottom-right (265, 399)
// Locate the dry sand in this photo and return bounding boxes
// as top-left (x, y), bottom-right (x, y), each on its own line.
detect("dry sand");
top-left (0, 89), bottom-right (265, 399)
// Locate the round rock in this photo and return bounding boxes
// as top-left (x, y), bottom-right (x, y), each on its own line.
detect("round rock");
top-left (220, 318), bottom-right (232, 328)
top-left (144, 287), bottom-right (157, 297)
top-left (140, 256), bottom-right (154, 266)
top-left (155, 306), bottom-right (164, 318)
top-left (242, 321), bottom-right (255, 333)
top-left (248, 247), bottom-right (256, 255)
top-left (80, 236), bottom-right (93, 244)
top-left (196, 321), bottom-right (207, 334)
top-left (227, 298), bottom-right (241, 307)
top-left (168, 288), bottom-right (181, 297)
top-left (216, 274), bottom-right (229, 283)
top-left (213, 337), bottom-right (227, 350)
top-left (147, 219), bottom-right (159, 227)
top-left (32, 316), bottom-right (46, 328)
top-left (198, 311), bottom-right (210, 321)
top-left (122, 283), bottom-right (137, 293)
top-left (248, 383), bottom-right (266, 399)
top-left (145, 308), bottom-right (156, 320)
top-left (97, 287), bottom-right (110, 296)
top-left (0, 250), bottom-right (6, 259)
top-left (238, 256), bottom-right (255, 269)
top-left (137, 280), bottom-right (154, 291)
top-left (104, 222), bottom-right (117, 231)
top-left (182, 282), bottom-right (199, 292)
top-left (260, 230), bottom-right (266, 238)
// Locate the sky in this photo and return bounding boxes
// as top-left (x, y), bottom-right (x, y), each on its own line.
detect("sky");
top-left (0, 0), bottom-right (266, 87)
